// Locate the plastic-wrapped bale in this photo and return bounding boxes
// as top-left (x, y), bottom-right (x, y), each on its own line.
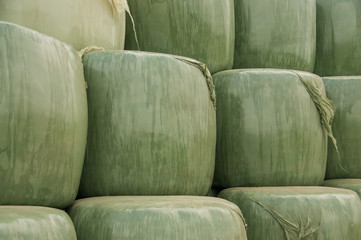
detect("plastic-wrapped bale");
top-left (323, 77), bottom-right (361, 178)
top-left (315, 0), bottom-right (361, 76)
top-left (213, 69), bottom-right (333, 187)
top-left (219, 187), bottom-right (361, 240)
top-left (233, 0), bottom-right (316, 72)
top-left (0, 0), bottom-right (127, 50)
top-left (324, 179), bottom-right (361, 198)
top-left (79, 51), bottom-right (216, 197)
top-left (68, 196), bottom-right (247, 240)
top-left (0, 206), bottom-right (76, 240)
top-left (0, 22), bottom-right (88, 208)
top-left (125, 0), bottom-right (235, 74)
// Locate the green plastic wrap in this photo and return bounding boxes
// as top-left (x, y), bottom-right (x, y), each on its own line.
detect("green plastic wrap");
top-left (315, 0), bottom-right (361, 76)
top-left (68, 196), bottom-right (247, 240)
top-left (0, 206), bottom-right (76, 240)
top-left (323, 77), bottom-right (361, 178)
top-left (324, 179), bottom-right (361, 198)
top-left (0, 0), bottom-right (126, 50)
top-left (233, 0), bottom-right (316, 72)
top-left (125, 0), bottom-right (235, 74)
top-left (79, 51), bottom-right (216, 197)
top-left (213, 69), bottom-right (329, 187)
top-left (0, 22), bottom-right (88, 208)
top-left (219, 187), bottom-right (361, 240)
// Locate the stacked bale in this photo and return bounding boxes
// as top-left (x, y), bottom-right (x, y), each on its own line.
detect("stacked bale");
top-left (0, 0), bottom-right (126, 50)
top-left (68, 196), bottom-right (247, 240)
top-left (233, 0), bottom-right (316, 71)
top-left (125, 0), bottom-right (235, 73)
top-left (213, 69), bottom-right (328, 187)
top-left (79, 51), bottom-right (216, 197)
top-left (0, 207), bottom-right (77, 240)
top-left (315, 0), bottom-right (361, 76)
top-left (0, 22), bottom-right (87, 209)
top-left (219, 187), bottom-right (361, 240)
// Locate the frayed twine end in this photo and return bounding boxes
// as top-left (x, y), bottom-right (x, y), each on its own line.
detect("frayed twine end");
top-left (77, 46), bottom-right (105, 58)
top-left (173, 57), bottom-right (216, 111)
top-left (111, 0), bottom-right (140, 51)
top-left (77, 46), bottom-right (105, 89)
top-left (291, 71), bottom-right (348, 174)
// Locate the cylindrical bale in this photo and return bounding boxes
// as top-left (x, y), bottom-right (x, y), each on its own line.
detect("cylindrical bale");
top-left (0, 206), bottom-right (76, 240)
top-left (68, 196), bottom-right (247, 240)
top-left (323, 77), bottom-right (361, 178)
top-left (324, 179), bottom-right (361, 198)
top-left (0, 0), bottom-right (126, 50)
top-left (79, 51), bottom-right (216, 197)
top-left (219, 187), bottom-right (361, 240)
top-left (125, 0), bottom-right (235, 74)
top-left (213, 69), bottom-right (328, 187)
top-left (315, 0), bottom-right (361, 76)
top-left (0, 22), bottom-right (88, 208)
top-left (233, 0), bottom-right (316, 72)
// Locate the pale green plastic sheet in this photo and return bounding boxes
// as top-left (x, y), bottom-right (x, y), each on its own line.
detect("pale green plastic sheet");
top-left (79, 51), bottom-right (216, 197)
top-left (0, 22), bottom-right (88, 208)
top-left (213, 69), bottom-right (328, 187)
top-left (233, 0), bottom-right (316, 72)
top-left (125, 0), bottom-right (235, 74)
top-left (0, 0), bottom-right (126, 50)
top-left (219, 187), bottom-right (361, 240)
top-left (323, 77), bottom-right (361, 178)
top-left (68, 196), bottom-right (247, 240)
top-left (0, 206), bottom-right (76, 240)
top-left (315, 0), bottom-right (361, 76)
top-left (324, 179), bottom-right (361, 198)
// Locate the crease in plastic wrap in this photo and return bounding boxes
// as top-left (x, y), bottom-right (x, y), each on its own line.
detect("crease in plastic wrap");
top-left (219, 187), bottom-right (361, 240)
top-left (250, 198), bottom-right (320, 239)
